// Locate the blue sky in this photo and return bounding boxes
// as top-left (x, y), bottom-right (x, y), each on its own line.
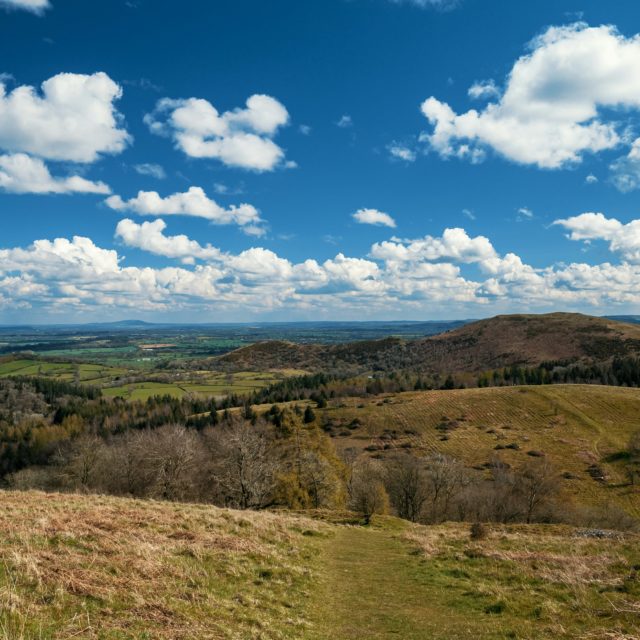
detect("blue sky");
top-left (2, 0), bottom-right (640, 322)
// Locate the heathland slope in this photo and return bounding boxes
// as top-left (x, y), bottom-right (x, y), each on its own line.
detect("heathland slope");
top-left (215, 313), bottom-right (640, 374)
top-left (0, 491), bottom-right (638, 639)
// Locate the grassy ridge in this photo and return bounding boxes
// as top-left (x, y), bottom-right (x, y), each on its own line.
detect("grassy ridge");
top-left (323, 385), bottom-right (640, 516)
top-left (0, 492), bottom-right (638, 639)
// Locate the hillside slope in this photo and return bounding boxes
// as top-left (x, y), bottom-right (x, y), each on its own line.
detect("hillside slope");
top-left (0, 491), bottom-right (638, 639)
top-left (414, 312), bottom-right (640, 371)
top-left (214, 313), bottom-right (640, 374)
top-left (320, 384), bottom-right (640, 517)
top-left (215, 336), bottom-right (404, 372)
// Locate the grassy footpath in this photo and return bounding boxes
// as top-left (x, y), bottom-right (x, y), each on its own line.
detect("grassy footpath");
top-left (308, 523), bottom-right (442, 639)
top-left (0, 492), bottom-right (638, 639)
top-left (308, 519), bottom-right (640, 640)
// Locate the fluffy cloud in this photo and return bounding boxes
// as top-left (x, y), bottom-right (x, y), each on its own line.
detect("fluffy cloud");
top-left (145, 94), bottom-right (289, 171)
top-left (105, 186), bottom-right (263, 233)
top-left (352, 208), bottom-right (397, 228)
top-left (115, 219), bottom-right (221, 263)
top-left (0, 72), bottom-right (130, 163)
top-left (422, 24), bottom-right (640, 168)
top-left (0, 153), bottom-right (110, 194)
top-left (0, 0), bottom-right (49, 13)
top-left (467, 80), bottom-right (500, 100)
top-left (0, 234), bottom-right (223, 311)
top-left (554, 212), bottom-right (640, 263)
top-left (322, 254), bottom-right (382, 293)
top-left (371, 228), bottom-right (497, 264)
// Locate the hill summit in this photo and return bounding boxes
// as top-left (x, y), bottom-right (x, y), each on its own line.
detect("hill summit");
top-left (214, 313), bottom-right (640, 373)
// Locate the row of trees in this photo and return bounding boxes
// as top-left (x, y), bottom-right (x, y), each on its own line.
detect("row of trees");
top-left (9, 414), bottom-right (347, 511)
top-left (352, 453), bottom-right (561, 526)
top-left (478, 357), bottom-right (640, 388)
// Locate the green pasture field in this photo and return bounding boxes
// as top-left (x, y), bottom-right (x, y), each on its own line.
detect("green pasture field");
top-left (102, 371), bottom-right (288, 401)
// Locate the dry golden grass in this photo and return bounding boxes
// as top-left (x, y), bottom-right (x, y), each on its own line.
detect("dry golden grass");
top-left (0, 491), bottom-right (328, 639)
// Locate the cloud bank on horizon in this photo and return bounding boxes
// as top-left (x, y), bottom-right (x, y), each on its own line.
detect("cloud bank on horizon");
top-left (2, 1), bottom-right (640, 321)
top-left (3, 216), bottom-right (640, 319)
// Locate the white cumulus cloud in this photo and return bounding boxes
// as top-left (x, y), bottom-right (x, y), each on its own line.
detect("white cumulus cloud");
top-left (467, 79), bottom-right (500, 100)
top-left (554, 212), bottom-right (640, 263)
top-left (6, 215), bottom-right (640, 318)
top-left (115, 218), bottom-right (221, 263)
top-left (371, 228), bottom-right (497, 264)
top-left (353, 208), bottom-right (397, 228)
top-left (145, 94), bottom-right (289, 171)
top-left (105, 186), bottom-right (263, 233)
top-left (610, 138), bottom-right (640, 192)
top-left (0, 72), bottom-right (130, 163)
top-left (0, 153), bottom-right (110, 194)
top-left (421, 24), bottom-right (640, 169)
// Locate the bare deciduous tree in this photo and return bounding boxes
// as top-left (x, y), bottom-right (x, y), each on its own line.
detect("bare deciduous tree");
top-left (424, 454), bottom-right (467, 523)
top-left (348, 457), bottom-right (389, 525)
top-left (57, 434), bottom-right (104, 491)
top-left (385, 454), bottom-right (429, 522)
top-left (143, 425), bottom-right (202, 501)
top-left (518, 459), bottom-right (559, 524)
top-left (207, 420), bottom-right (276, 509)
top-left (97, 430), bottom-right (155, 497)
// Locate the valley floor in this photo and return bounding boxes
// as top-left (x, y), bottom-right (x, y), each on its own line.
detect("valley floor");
top-left (0, 491), bottom-right (638, 639)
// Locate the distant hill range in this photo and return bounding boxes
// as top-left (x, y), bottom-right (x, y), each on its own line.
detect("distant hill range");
top-left (215, 312), bottom-right (640, 373)
top-left (606, 315), bottom-right (640, 324)
top-left (0, 319), bottom-right (468, 340)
